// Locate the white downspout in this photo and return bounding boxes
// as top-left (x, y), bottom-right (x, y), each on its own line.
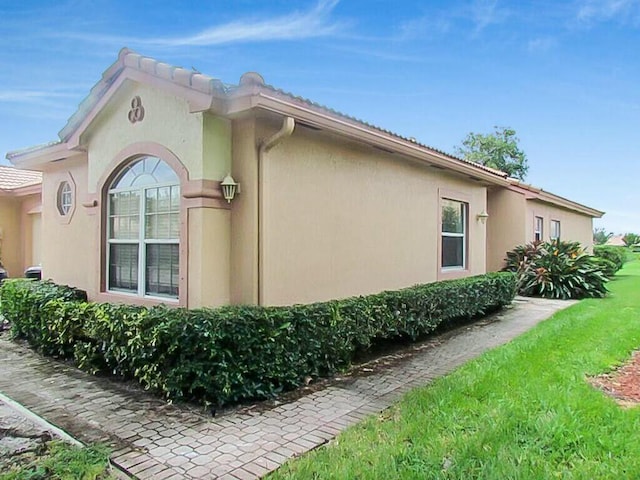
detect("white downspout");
top-left (258, 116), bottom-right (295, 305)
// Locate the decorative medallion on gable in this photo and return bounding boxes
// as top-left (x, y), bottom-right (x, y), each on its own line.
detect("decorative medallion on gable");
top-left (128, 96), bottom-right (145, 124)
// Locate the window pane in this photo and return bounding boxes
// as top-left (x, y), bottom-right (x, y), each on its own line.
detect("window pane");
top-left (145, 188), bottom-right (157, 214)
top-left (442, 236), bottom-right (464, 268)
top-left (109, 244), bottom-right (138, 292)
top-left (535, 217), bottom-right (543, 241)
top-left (153, 160), bottom-right (179, 183)
top-left (157, 187), bottom-right (171, 212)
top-left (442, 200), bottom-right (464, 234)
top-left (109, 192), bottom-right (140, 239)
top-left (145, 243), bottom-right (179, 297)
top-left (111, 157), bottom-right (178, 189)
top-left (145, 186), bottom-right (180, 240)
top-left (170, 213), bottom-right (180, 238)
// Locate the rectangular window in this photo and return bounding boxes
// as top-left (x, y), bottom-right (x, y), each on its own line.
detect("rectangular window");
top-left (441, 199), bottom-right (467, 269)
top-left (551, 220), bottom-right (561, 240)
top-left (534, 216), bottom-right (543, 242)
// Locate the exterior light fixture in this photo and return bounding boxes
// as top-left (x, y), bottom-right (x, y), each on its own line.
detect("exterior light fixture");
top-left (477, 210), bottom-right (489, 224)
top-left (221, 174), bottom-right (240, 203)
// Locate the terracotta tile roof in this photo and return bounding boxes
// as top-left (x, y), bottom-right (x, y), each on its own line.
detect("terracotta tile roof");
top-left (43, 49), bottom-right (506, 180)
top-left (248, 82), bottom-right (508, 178)
top-left (0, 165), bottom-right (42, 191)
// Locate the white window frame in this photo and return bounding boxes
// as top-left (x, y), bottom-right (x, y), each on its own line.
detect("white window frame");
top-left (441, 199), bottom-right (468, 271)
top-left (57, 181), bottom-right (73, 216)
top-left (106, 163), bottom-right (180, 301)
top-left (534, 216), bottom-right (544, 242)
top-left (550, 220), bottom-right (561, 240)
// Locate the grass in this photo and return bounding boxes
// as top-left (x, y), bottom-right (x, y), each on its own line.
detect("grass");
top-left (271, 260), bottom-right (640, 479)
top-left (0, 441), bottom-right (113, 480)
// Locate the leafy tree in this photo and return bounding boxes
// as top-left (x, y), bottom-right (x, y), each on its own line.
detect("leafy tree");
top-left (456, 126), bottom-right (529, 180)
top-left (593, 227), bottom-right (613, 245)
top-left (622, 233), bottom-right (640, 247)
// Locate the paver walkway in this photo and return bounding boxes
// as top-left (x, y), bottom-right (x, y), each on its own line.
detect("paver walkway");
top-left (0, 297), bottom-right (575, 479)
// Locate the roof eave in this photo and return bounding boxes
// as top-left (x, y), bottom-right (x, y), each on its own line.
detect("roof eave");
top-left (227, 90), bottom-right (511, 187)
top-left (508, 182), bottom-right (604, 218)
top-left (7, 142), bottom-right (84, 170)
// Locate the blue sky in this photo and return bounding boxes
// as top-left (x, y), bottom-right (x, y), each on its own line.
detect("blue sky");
top-left (1, 0), bottom-right (639, 233)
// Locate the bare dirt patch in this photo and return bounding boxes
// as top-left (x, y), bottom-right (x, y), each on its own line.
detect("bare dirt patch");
top-left (589, 350), bottom-right (640, 407)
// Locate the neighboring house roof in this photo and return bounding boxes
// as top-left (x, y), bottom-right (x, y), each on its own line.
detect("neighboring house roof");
top-left (0, 165), bottom-right (42, 195)
top-left (507, 179), bottom-right (604, 218)
top-left (605, 235), bottom-right (626, 246)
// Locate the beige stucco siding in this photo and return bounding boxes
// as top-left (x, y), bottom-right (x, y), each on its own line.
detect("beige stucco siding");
top-left (187, 207), bottom-right (231, 307)
top-left (83, 81), bottom-right (208, 191)
top-left (40, 157), bottom-right (93, 291)
top-left (486, 188), bottom-right (527, 271)
top-left (260, 126), bottom-right (487, 306)
top-left (0, 196), bottom-right (21, 277)
top-left (526, 199), bottom-right (594, 250)
top-left (230, 116), bottom-right (259, 304)
top-left (0, 193), bottom-right (41, 278)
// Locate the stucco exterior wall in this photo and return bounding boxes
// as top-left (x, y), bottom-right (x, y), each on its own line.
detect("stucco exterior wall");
top-left (82, 81), bottom-right (230, 191)
top-left (230, 116), bottom-right (259, 305)
top-left (38, 80), bottom-right (234, 308)
top-left (525, 199), bottom-right (594, 250)
top-left (40, 157), bottom-right (93, 290)
top-left (0, 193), bottom-right (41, 278)
top-left (0, 196), bottom-right (21, 277)
top-left (259, 123), bottom-right (488, 306)
top-left (187, 208), bottom-right (231, 307)
top-left (486, 188), bottom-right (527, 271)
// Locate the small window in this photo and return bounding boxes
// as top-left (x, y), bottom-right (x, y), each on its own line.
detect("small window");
top-left (550, 220), bottom-right (561, 240)
top-left (441, 199), bottom-right (467, 270)
top-left (534, 216), bottom-right (543, 242)
top-left (57, 181), bottom-right (73, 216)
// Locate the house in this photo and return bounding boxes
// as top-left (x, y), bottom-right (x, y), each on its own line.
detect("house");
top-left (6, 49), bottom-right (604, 308)
top-left (0, 166), bottom-right (42, 278)
top-left (486, 180), bottom-right (603, 271)
top-left (605, 235), bottom-right (626, 247)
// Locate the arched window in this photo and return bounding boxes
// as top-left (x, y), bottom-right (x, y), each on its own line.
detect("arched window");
top-left (107, 157), bottom-right (180, 299)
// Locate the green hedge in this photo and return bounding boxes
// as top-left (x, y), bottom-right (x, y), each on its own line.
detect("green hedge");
top-left (0, 273), bottom-right (516, 406)
top-left (593, 245), bottom-right (627, 273)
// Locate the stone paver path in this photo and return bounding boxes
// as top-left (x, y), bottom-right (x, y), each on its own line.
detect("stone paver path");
top-left (0, 297), bottom-right (574, 479)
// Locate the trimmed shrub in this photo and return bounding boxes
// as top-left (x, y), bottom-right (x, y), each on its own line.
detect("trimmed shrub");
top-left (593, 245), bottom-right (627, 273)
top-left (593, 257), bottom-right (618, 278)
top-left (505, 239), bottom-right (608, 299)
top-left (0, 272), bottom-right (516, 407)
top-left (0, 280), bottom-right (87, 357)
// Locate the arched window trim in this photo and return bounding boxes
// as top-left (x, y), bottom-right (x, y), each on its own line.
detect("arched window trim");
top-left (106, 156), bottom-right (180, 300)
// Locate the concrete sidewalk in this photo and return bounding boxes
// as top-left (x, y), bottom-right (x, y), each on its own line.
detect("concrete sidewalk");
top-left (0, 297), bottom-right (575, 479)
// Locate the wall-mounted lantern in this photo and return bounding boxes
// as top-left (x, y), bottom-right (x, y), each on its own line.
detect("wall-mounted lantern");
top-left (477, 210), bottom-right (489, 224)
top-left (221, 174), bottom-right (240, 203)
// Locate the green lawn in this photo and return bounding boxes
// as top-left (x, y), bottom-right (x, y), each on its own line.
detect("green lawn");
top-left (0, 442), bottom-right (113, 480)
top-left (272, 261), bottom-right (640, 479)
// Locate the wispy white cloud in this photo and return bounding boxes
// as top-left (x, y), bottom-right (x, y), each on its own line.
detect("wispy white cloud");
top-left (395, 0), bottom-right (509, 42)
top-left (469, 0), bottom-right (510, 33)
top-left (52, 0), bottom-right (345, 47)
top-left (527, 36), bottom-right (557, 52)
top-left (576, 0), bottom-right (640, 24)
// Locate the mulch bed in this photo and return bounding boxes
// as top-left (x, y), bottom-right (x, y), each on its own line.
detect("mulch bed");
top-left (589, 350), bottom-right (640, 407)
